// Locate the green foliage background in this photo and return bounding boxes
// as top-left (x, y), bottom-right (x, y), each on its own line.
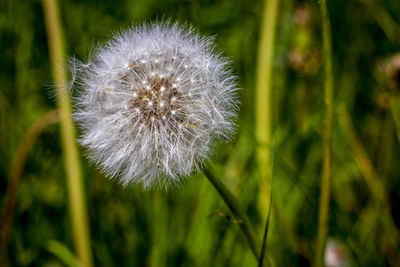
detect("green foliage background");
top-left (1, 0), bottom-right (400, 266)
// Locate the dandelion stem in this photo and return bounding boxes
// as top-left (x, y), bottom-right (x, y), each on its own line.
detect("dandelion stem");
top-left (315, 0), bottom-right (334, 266)
top-left (42, 0), bottom-right (93, 266)
top-left (202, 167), bottom-right (261, 260)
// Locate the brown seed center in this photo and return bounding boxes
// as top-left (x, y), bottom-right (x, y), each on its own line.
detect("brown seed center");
top-left (128, 77), bottom-right (182, 125)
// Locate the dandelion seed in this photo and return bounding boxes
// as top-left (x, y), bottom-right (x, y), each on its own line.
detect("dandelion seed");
top-left (70, 22), bottom-right (238, 188)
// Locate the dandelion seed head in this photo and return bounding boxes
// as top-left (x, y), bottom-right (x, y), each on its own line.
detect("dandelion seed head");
top-left (70, 22), bottom-right (238, 188)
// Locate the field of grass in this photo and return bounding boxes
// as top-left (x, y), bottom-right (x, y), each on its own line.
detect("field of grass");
top-left (1, 0), bottom-right (400, 266)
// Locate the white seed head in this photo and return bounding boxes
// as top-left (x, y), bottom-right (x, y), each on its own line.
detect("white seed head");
top-left (70, 22), bottom-right (238, 188)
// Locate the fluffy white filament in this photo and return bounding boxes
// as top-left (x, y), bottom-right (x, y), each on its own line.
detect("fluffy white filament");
top-left (70, 22), bottom-right (238, 188)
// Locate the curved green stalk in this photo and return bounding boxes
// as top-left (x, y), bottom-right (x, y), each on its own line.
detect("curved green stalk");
top-left (0, 110), bottom-right (59, 266)
top-left (315, 0), bottom-right (334, 266)
top-left (42, 0), bottom-right (93, 266)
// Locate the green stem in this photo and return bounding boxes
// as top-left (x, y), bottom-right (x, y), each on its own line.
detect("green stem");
top-left (42, 0), bottom-right (93, 266)
top-left (258, 189), bottom-right (272, 267)
top-left (258, 149), bottom-right (274, 267)
top-left (255, 0), bottom-right (279, 241)
top-left (202, 167), bottom-right (261, 260)
top-left (315, 0), bottom-right (334, 266)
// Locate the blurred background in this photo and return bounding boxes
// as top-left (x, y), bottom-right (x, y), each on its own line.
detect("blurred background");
top-left (1, 0), bottom-right (400, 266)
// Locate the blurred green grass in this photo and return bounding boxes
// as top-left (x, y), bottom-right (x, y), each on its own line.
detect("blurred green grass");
top-left (1, 0), bottom-right (400, 266)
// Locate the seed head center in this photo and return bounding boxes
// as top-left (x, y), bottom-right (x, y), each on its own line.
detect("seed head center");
top-left (128, 77), bottom-right (182, 125)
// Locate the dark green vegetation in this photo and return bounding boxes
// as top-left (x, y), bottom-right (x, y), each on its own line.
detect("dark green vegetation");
top-left (1, 0), bottom-right (400, 266)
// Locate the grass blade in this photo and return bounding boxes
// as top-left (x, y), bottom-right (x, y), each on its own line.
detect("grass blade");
top-left (315, 0), bottom-right (334, 266)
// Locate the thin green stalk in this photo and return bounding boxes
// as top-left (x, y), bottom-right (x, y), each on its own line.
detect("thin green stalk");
top-left (255, 0), bottom-right (279, 233)
top-left (258, 182), bottom-right (272, 267)
top-left (258, 149), bottom-right (273, 267)
top-left (315, 0), bottom-right (334, 266)
top-left (202, 167), bottom-right (261, 260)
top-left (42, 1), bottom-right (93, 266)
